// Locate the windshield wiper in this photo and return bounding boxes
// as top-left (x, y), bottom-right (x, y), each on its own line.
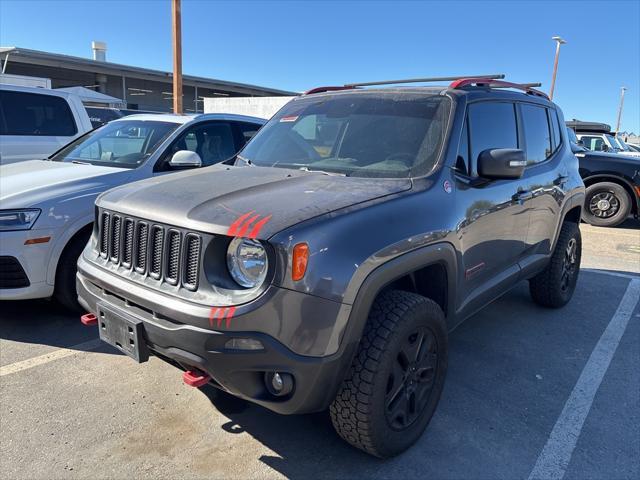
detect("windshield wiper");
top-left (298, 166), bottom-right (346, 177)
top-left (71, 160), bottom-right (91, 165)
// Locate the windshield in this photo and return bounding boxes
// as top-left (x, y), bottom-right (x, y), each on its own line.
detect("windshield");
top-left (605, 134), bottom-right (622, 151)
top-left (51, 120), bottom-right (179, 168)
top-left (237, 93), bottom-right (451, 178)
top-left (614, 136), bottom-right (631, 151)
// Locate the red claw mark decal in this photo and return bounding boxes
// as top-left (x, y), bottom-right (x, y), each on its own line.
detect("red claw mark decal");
top-left (208, 306), bottom-right (237, 329)
top-left (227, 211), bottom-right (272, 239)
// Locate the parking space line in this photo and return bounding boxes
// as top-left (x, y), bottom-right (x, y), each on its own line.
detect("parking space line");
top-left (0, 339), bottom-right (102, 377)
top-left (528, 278), bottom-right (640, 480)
top-left (582, 269), bottom-right (639, 280)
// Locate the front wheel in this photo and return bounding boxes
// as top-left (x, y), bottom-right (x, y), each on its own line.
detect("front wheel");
top-left (529, 221), bottom-right (581, 308)
top-left (330, 290), bottom-right (448, 458)
top-left (582, 182), bottom-right (631, 227)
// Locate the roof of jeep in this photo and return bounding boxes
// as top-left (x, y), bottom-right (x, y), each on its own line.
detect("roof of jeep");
top-left (297, 85), bottom-right (555, 106)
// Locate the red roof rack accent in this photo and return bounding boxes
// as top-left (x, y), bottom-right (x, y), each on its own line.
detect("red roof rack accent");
top-left (450, 78), bottom-right (549, 99)
top-left (304, 85), bottom-right (357, 95)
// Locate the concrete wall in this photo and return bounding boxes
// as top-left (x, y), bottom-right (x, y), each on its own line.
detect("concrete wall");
top-left (203, 96), bottom-right (295, 119)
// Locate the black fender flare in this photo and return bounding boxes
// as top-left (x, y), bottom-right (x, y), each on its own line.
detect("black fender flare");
top-left (339, 242), bottom-right (458, 353)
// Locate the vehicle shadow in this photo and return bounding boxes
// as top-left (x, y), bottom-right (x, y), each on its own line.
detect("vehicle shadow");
top-left (194, 271), bottom-right (639, 479)
top-left (0, 298), bottom-right (120, 354)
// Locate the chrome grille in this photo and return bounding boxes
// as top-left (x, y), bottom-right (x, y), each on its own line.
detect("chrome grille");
top-left (97, 210), bottom-right (203, 291)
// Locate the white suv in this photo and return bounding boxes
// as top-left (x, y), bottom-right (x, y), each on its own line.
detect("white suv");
top-left (0, 84), bottom-right (93, 164)
top-left (0, 113), bottom-right (265, 308)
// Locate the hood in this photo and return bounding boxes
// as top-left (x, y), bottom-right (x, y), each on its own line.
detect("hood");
top-left (576, 150), bottom-right (640, 165)
top-left (0, 160), bottom-right (133, 208)
top-left (97, 164), bottom-right (412, 239)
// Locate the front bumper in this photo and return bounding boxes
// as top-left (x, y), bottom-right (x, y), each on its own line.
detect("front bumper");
top-left (0, 229), bottom-right (55, 299)
top-left (77, 259), bottom-right (357, 415)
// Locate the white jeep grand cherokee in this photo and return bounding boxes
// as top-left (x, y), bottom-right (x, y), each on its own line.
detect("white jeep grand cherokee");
top-left (0, 112), bottom-right (265, 309)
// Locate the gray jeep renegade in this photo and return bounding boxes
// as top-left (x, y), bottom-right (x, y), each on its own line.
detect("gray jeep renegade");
top-left (78, 75), bottom-right (585, 458)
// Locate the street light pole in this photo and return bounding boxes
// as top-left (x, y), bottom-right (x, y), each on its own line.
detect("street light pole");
top-left (615, 86), bottom-right (627, 134)
top-left (172, 0), bottom-right (183, 114)
top-left (549, 36), bottom-right (566, 101)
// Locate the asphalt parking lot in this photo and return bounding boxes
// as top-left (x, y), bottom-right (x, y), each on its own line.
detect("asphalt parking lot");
top-left (1, 222), bottom-right (638, 480)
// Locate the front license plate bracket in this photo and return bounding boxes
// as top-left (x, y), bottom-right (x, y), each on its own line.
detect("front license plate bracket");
top-left (96, 303), bottom-right (149, 363)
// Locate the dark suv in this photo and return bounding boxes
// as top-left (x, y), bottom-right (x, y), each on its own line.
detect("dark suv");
top-left (78, 76), bottom-right (585, 458)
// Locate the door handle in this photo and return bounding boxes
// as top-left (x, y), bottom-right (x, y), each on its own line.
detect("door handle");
top-left (512, 190), bottom-right (533, 202)
top-left (554, 174), bottom-right (569, 186)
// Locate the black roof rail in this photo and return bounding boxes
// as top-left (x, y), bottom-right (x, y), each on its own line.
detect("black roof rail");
top-left (449, 78), bottom-right (548, 99)
top-left (303, 74), bottom-right (506, 95)
top-left (344, 74), bottom-right (504, 88)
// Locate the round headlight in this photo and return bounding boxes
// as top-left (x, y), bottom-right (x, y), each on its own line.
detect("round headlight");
top-left (226, 237), bottom-right (268, 288)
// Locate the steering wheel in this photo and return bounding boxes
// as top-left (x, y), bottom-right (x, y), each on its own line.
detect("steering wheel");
top-left (287, 130), bottom-right (322, 161)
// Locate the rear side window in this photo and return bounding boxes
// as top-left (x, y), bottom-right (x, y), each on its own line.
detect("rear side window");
top-left (0, 90), bottom-right (77, 136)
top-left (521, 104), bottom-right (552, 165)
top-left (468, 102), bottom-right (518, 175)
top-left (549, 108), bottom-right (562, 151)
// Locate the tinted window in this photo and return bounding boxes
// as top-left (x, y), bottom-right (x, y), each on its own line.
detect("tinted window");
top-left (240, 93), bottom-right (451, 178)
top-left (51, 120), bottom-right (178, 168)
top-left (549, 108), bottom-right (562, 151)
top-left (521, 104), bottom-right (552, 164)
top-left (237, 121), bottom-right (261, 146)
top-left (164, 122), bottom-right (236, 168)
top-left (0, 90), bottom-right (77, 136)
top-left (468, 102), bottom-right (518, 175)
top-left (456, 120), bottom-right (469, 174)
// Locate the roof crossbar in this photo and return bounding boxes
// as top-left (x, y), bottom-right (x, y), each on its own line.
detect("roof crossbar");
top-left (344, 74), bottom-right (505, 88)
top-left (304, 74), bottom-right (506, 95)
top-left (449, 78), bottom-right (548, 99)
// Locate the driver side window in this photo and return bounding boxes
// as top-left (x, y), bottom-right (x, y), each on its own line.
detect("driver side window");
top-left (157, 121), bottom-right (236, 171)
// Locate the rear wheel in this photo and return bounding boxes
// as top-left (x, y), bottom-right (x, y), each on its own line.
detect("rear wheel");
top-left (529, 221), bottom-right (581, 308)
top-left (582, 182), bottom-right (631, 227)
top-left (53, 231), bottom-right (90, 311)
top-left (330, 290), bottom-right (448, 458)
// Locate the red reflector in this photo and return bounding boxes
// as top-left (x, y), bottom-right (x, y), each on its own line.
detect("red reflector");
top-left (80, 313), bottom-right (97, 326)
top-left (183, 369), bottom-right (210, 388)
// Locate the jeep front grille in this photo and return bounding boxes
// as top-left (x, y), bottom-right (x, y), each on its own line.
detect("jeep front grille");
top-left (97, 211), bottom-right (202, 291)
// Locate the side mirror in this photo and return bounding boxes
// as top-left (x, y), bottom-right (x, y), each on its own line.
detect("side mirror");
top-left (477, 148), bottom-right (526, 180)
top-left (169, 150), bottom-right (202, 169)
top-left (601, 144), bottom-right (609, 152)
top-left (577, 139), bottom-right (585, 146)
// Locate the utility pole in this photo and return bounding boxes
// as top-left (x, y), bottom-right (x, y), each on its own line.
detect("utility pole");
top-left (172, 0), bottom-right (183, 114)
top-left (549, 36), bottom-right (566, 101)
top-left (615, 86), bottom-right (627, 134)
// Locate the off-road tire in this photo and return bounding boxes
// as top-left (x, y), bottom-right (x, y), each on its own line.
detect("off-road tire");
top-left (529, 221), bottom-right (581, 308)
top-left (582, 182), bottom-right (631, 227)
top-left (53, 232), bottom-right (90, 311)
top-left (330, 290), bottom-right (448, 458)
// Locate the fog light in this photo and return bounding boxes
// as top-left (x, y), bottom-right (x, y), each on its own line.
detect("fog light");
top-left (265, 371), bottom-right (294, 397)
top-left (272, 372), bottom-right (283, 391)
top-left (224, 338), bottom-right (264, 351)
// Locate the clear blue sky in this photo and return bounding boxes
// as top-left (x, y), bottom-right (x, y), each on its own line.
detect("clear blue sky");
top-left (1, 0), bottom-right (638, 132)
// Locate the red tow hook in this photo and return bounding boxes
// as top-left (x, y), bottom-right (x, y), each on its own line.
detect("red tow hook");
top-left (80, 313), bottom-right (98, 326)
top-left (183, 369), bottom-right (211, 388)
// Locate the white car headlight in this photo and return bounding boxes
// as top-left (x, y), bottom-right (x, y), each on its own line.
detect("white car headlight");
top-left (0, 209), bottom-right (41, 231)
top-left (226, 237), bottom-right (268, 288)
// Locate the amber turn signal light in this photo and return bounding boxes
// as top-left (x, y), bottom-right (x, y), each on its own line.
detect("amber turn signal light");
top-left (292, 243), bottom-right (309, 281)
